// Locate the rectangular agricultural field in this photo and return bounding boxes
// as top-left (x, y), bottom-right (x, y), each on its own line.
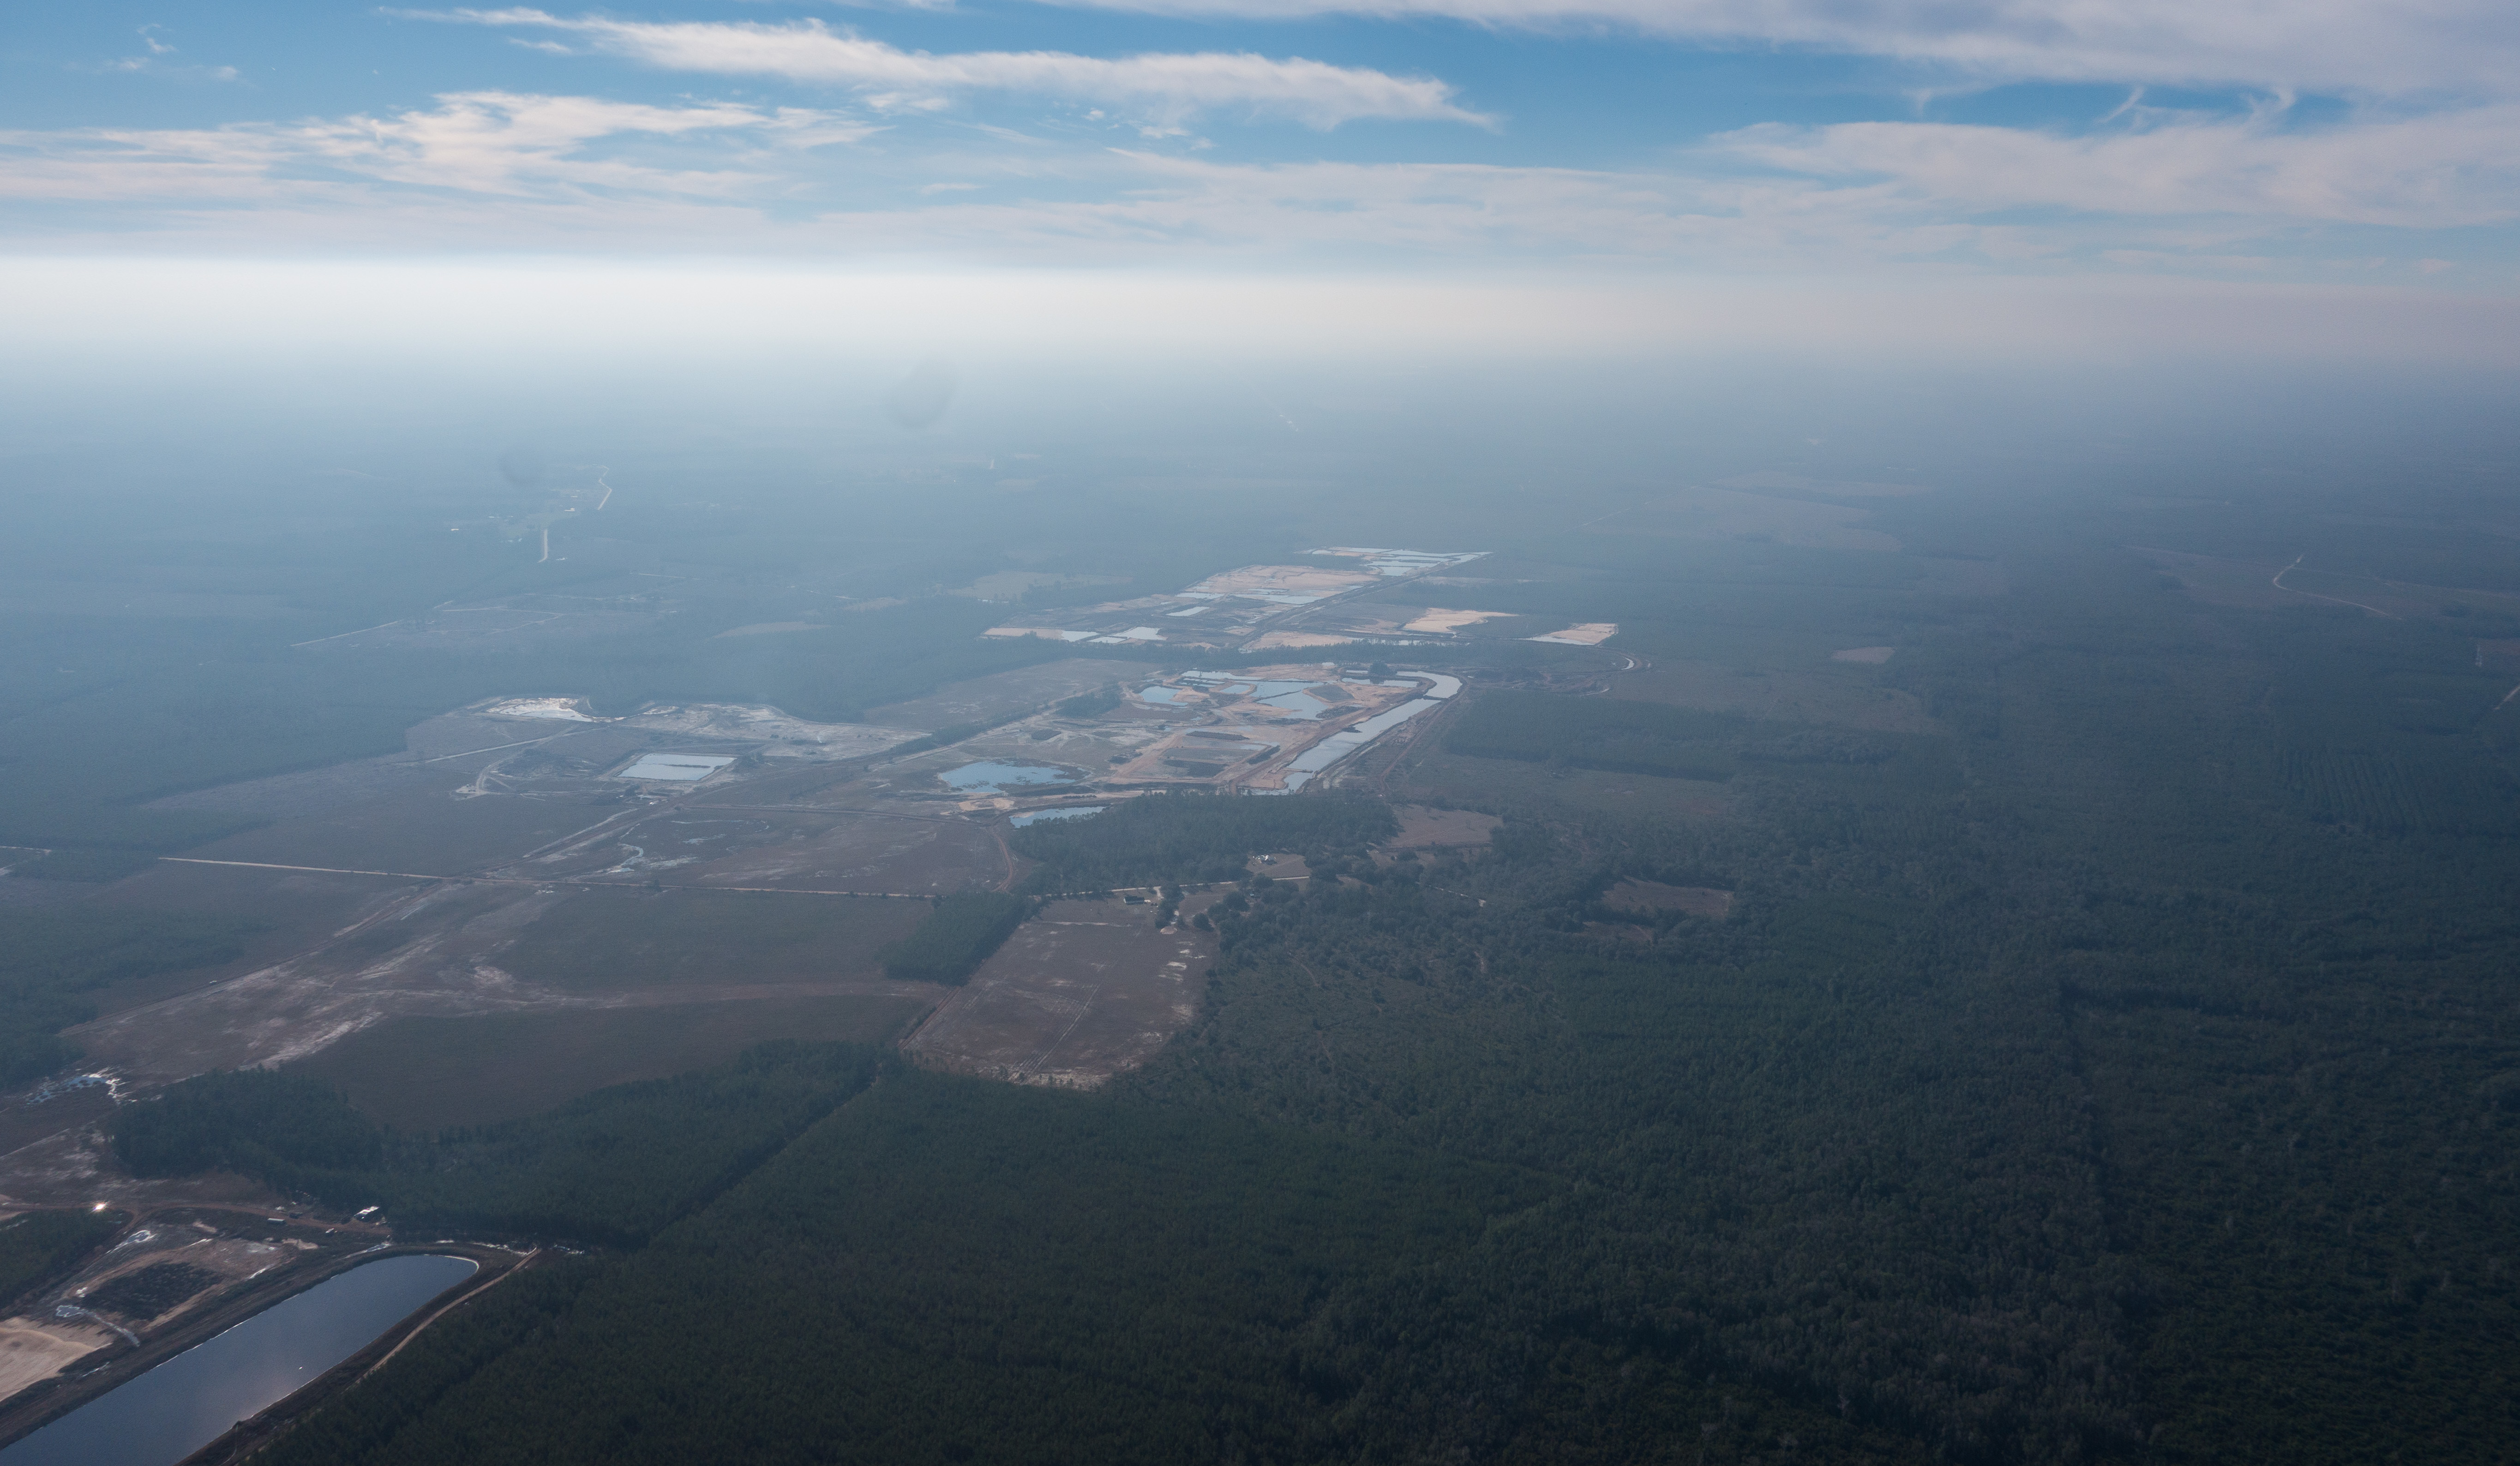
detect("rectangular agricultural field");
top-left (500, 888), bottom-right (927, 989)
top-left (286, 997), bottom-right (931, 1131)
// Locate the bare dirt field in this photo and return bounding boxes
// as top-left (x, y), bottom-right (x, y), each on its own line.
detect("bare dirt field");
top-left (1248, 631), bottom-right (1357, 650)
top-left (1183, 564), bottom-right (1376, 598)
top-left (91, 865), bottom-right (427, 1011)
top-left (522, 808), bottom-right (1009, 893)
top-left (903, 895), bottom-right (1218, 1089)
top-left (1602, 880), bottom-right (1734, 918)
top-left (497, 888), bottom-right (925, 988)
top-left (63, 874), bottom-right (947, 1092)
top-left (67, 881), bottom-right (577, 1081)
top-left (288, 995), bottom-right (934, 1131)
top-left (1387, 806), bottom-right (1500, 850)
top-left (1403, 608), bottom-right (1519, 635)
top-left (175, 782), bottom-right (616, 879)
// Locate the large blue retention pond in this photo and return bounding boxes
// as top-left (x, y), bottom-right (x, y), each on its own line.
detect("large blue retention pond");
top-left (0, 1253), bottom-right (477, 1466)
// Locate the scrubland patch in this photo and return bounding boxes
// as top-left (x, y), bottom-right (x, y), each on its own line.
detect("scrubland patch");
top-left (1602, 880), bottom-right (1733, 918)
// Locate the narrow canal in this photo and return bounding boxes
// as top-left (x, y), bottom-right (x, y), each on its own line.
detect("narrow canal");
top-left (0, 1253), bottom-right (477, 1466)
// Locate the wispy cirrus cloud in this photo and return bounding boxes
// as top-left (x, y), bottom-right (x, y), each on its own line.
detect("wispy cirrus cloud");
top-left (0, 92), bottom-right (869, 205)
top-left (996, 0), bottom-right (2520, 97)
top-left (0, 89), bottom-right (2505, 281)
top-left (410, 9), bottom-right (1492, 128)
top-left (1722, 106), bottom-right (2520, 229)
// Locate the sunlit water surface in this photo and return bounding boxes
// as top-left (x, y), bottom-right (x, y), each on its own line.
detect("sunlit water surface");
top-left (0, 1253), bottom-right (477, 1466)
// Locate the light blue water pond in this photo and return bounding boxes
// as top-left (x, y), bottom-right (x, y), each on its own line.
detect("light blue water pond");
top-left (1135, 687), bottom-right (1183, 704)
top-left (0, 1253), bottom-right (478, 1466)
top-left (940, 762), bottom-right (1073, 793)
top-left (1010, 807), bottom-right (1104, 827)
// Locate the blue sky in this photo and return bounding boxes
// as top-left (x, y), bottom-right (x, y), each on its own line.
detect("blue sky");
top-left (3, 0), bottom-right (2516, 364)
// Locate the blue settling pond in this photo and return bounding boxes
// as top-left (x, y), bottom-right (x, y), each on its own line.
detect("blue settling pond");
top-left (1010, 807), bottom-right (1104, 827)
top-left (0, 1253), bottom-right (478, 1466)
top-left (939, 762), bottom-right (1072, 794)
top-left (1134, 686), bottom-right (1183, 704)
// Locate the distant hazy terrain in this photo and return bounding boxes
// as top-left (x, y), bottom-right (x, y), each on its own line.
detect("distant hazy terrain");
top-left (0, 365), bottom-right (2513, 1463)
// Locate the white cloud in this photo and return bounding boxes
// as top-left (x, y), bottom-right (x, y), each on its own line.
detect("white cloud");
top-left (0, 92), bottom-right (872, 205)
top-left (1722, 106), bottom-right (2520, 229)
top-left (1002, 0), bottom-right (2520, 97)
top-left (2, 92), bottom-right (2509, 281)
top-left (421, 10), bottom-right (1490, 128)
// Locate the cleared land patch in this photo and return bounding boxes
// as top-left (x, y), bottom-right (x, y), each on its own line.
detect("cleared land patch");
top-left (1403, 608), bottom-right (1517, 635)
top-left (1602, 880), bottom-right (1734, 919)
top-left (1386, 806), bottom-right (1500, 850)
top-left (903, 896), bottom-right (1217, 1089)
top-left (287, 998), bottom-right (929, 1131)
top-left (499, 889), bottom-right (924, 989)
top-left (527, 809), bottom-right (1007, 894)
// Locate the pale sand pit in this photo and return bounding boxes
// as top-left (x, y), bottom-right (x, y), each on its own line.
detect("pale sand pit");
top-left (1183, 564), bottom-right (1376, 598)
top-left (476, 697), bottom-right (600, 721)
top-left (1403, 608), bottom-right (1517, 634)
top-left (0, 1318), bottom-right (108, 1399)
top-left (1527, 623), bottom-right (1619, 646)
top-left (1831, 646), bottom-right (1896, 664)
top-left (1248, 631), bottom-right (1356, 650)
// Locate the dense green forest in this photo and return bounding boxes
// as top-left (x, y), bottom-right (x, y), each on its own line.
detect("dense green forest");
top-left (114, 1068), bottom-right (385, 1179)
top-left (9, 438), bottom-right (2520, 1461)
top-left (229, 506), bottom-right (2518, 1465)
top-left (111, 1045), bottom-right (889, 1246)
top-left (876, 893), bottom-right (1033, 982)
top-left (1009, 793), bottom-right (1398, 891)
top-left (0, 907), bottom-right (259, 1084)
top-left (0, 1209), bottom-right (120, 1313)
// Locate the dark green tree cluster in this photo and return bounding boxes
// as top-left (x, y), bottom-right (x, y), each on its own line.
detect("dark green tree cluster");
top-left (112, 1044), bottom-right (889, 1247)
top-left (0, 908), bottom-right (259, 1084)
top-left (0, 1208), bottom-right (120, 1312)
top-left (1444, 690), bottom-right (1745, 779)
top-left (876, 893), bottom-right (1032, 983)
top-left (112, 1068), bottom-right (385, 1181)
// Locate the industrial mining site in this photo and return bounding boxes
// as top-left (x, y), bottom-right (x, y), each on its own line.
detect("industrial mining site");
top-left (0, 543), bottom-right (1591, 1429)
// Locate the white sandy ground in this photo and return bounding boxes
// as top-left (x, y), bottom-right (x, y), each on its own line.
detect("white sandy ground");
top-left (1402, 608), bottom-right (1517, 634)
top-left (1527, 623), bottom-right (1619, 646)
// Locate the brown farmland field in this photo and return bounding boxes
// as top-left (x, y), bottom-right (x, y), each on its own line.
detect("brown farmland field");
top-left (175, 781), bottom-right (614, 878)
top-left (522, 808), bottom-right (1008, 894)
top-left (903, 895), bottom-right (1216, 1088)
top-left (1602, 880), bottom-right (1734, 918)
top-left (288, 995), bottom-right (931, 1131)
top-left (499, 888), bottom-right (924, 989)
